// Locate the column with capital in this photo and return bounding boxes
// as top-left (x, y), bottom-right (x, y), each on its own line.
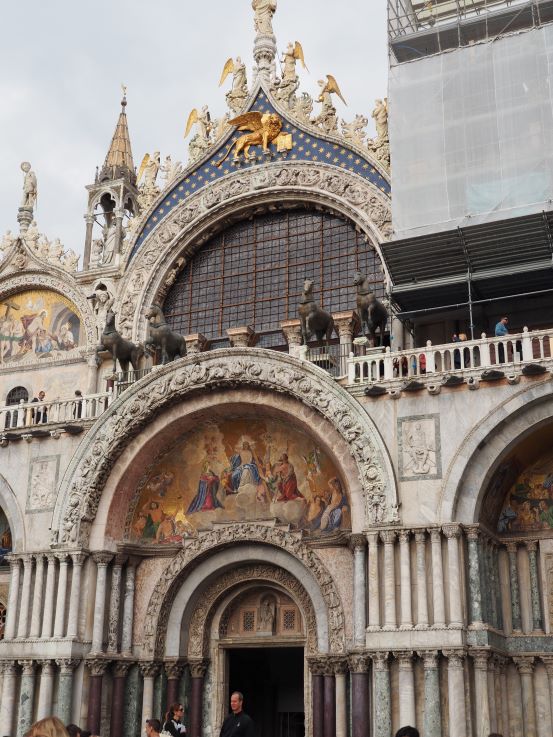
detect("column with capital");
top-left (36, 661), bottom-right (55, 720)
top-left (110, 661), bottom-right (131, 737)
top-left (350, 535), bottom-right (367, 645)
top-left (429, 529), bottom-right (446, 627)
top-left (121, 561), bottom-right (137, 656)
top-left (308, 657), bottom-right (325, 737)
top-left (333, 658), bottom-right (348, 737)
top-left (29, 554), bottom-right (46, 638)
top-left (380, 531), bottom-right (396, 630)
top-left (54, 553), bottom-right (70, 638)
top-left (514, 657), bottom-right (537, 737)
top-left (333, 311), bottom-right (359, 376)
top-left (542, 657), bottom-right (553, 737)
top-left (189, 660), bottom-right (207, 737)
top-left (443, 525), bottom-right (463, 628)
top-left (487, 657), bottom-right (498, 734)
top-left (86, 658), bottom-right (110, 734)
top-left (492, 656), bottom-right (508, 737)
top-left (56, 659), bottom-right (79, 724)
top-left (4, 557), bottom-right (21, 640)
top-left (398, 530), bottom-right (413, 629)
top-left (67, 552), bottom-right (87, 639)
top-left (41, 554), bottom-right (57, 638)
top-left (420, 650), bottom-right (440, 737)
top-left (17, 660), bottom-right (36, 737)
top-left (526, 541), bottom-right (543, 632)
top-left (140, 662), bottom-right (161, 729)
top-left (280, 320), bottom-right (303, 358)
top-left (506, 542), bottom-right (522, 632)
top-left (107, 557), bottom-right (125, 653)
top-left (465, 526), bottom-right (484, 628)
top-left (372, 653), bottom-right (391, 737)
top-left (0, 662), bottom-right (18, 736)
top-left (472, 650), bottom-right (491, 736)
top-left (322, 658), bottom-right (336, 737)
top-left (165, 660), bottom-right (186, 712)
top-left (367, 532), bottom-right (380, 631)
top-left (414, 530), bottom-right (429, 629)
top-left (444, 651), bottom-right (467, 737)
top-left (348, 653), bottom-right (370, 737)
top-left (91, 552), bottom-right (113, 653)
top-left (394, 651), bottom-right (415, 727)
top-left (17, 556), bottom-right (33, 638)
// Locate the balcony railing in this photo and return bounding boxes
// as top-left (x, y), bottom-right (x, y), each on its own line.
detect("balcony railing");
top-left (347, 327), bottom-right (553, 386)
top-left (0, 391), bottom-right (113, 432)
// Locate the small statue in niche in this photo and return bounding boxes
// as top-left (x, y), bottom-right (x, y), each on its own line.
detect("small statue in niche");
top-left (258, 596), bottom-right (276, 633)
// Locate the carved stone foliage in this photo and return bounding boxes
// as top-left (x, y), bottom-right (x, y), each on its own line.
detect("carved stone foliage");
top-left (117, 163), bottom-right (392, 338)
top-left (187, 563), bottom-right (317, 659)
top-left (141, 524), bottom-right (345, 658)
top-left (54, 349), bottom-right (397, 545)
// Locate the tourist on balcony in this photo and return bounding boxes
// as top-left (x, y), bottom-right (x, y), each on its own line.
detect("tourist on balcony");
top-left (31, 389), bottom-right (47, 423)
top-left (73, 389), bottom-right (83, 419)
top-left (495, 316), bottom-right (509, 363)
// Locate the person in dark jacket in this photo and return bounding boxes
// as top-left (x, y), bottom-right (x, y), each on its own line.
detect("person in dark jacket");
top-left (219, 692), bottom-right (255, 737)
top-left (163, 703), bottom-right (186, 736)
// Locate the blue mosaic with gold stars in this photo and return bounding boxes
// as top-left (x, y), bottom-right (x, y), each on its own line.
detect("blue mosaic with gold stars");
top-left (130, 89), bottom-right (390, 261)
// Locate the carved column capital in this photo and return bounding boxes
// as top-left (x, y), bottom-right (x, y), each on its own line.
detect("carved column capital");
top-left (86, 658), bottom-right (111, 676)
top-left (307, 655), bottom-right (329, 676)
top-left (442, 524), bottom-right (462, 539)
top-left (443, 650), bottom-right (466, 669)
top-left (71, 551), bottom-right (87, 566)
top-left (371, 652), bottom-right (390, 671)
top-left (280, 320), bottom-right (303, 348)
top-left (419, 650), bottom-right (439, 669)
top-left (112, 660), bottom-right (132, 678)
top-left (380, 530), bottom-right (396, 545)
top-left (471, 649), bottom-right (490, 670)
top-left (40, 660), bottom-right (55, 675)
top-left (331, 656), bottom-right (349, 675)
top-left (348, 652), bottom-right (371, 674)
top-left (393, 651), bottom-right (414, 669)
top-left (56, 658), bottom-right (80, 674)
top-left (56, 552), bottom-right (70, 564)
top-left (45, 553), bottom-right (57, 565)
top-left (526, 540), bottom-right (538, 553)
top-left (188, 658), bottom-right (208, 678)
top-left (514, 657), bottom-right (535, 675)
top-left (464, 525), bottom-right (480, 541)
top-left (398, 529), bottom-right (411, 544)
top-left (541, 656), bottom-right (553, 676)
top-left (165, 660), bottom-right (187, 680)
top-left (366, 531), bottom-right (380, 546)
top-left (332, 310), bottom-right (360, 340)
top-left (92, 551), bottom-right (114, 567)
top-left (226, 326), bottom-right (257, 348)
top-left (506, 541), bottom-right (519, 554)
top-left (184, 333), bottom-right (208, 354)
top-left (18, 659), bottom-right (35, 676)
top-left (414, 530), bottom-right (426, 543)
top-left (139, 661), bottom-right (161, 679)
top-left (349, 534), bottom-right (367, 552)
top-left (429, 528), bottom-right (442, 543)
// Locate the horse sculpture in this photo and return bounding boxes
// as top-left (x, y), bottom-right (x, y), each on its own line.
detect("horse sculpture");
top-left (353, 271), bottom-right (388, 346)
top-left (145, 304), bottom-right (187, 364)
top-left (298, 279), bottom-right (335, 345)
top-left (96, 304), bottom-right (144, 373)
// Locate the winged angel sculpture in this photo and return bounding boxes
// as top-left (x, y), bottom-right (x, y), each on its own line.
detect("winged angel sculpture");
top-left (216, 112), bottom-right (282, 166)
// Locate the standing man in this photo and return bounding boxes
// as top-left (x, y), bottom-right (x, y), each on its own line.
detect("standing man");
top-left (219, 692), bottom-right (255, 737)
top-left (145, 718), bottom-right (162, 737)
top-left (495, 316), bottom-right (509, 363)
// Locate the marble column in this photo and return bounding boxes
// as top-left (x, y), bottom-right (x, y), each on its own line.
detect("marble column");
top-left (121, 561), bottom-right (137, 655)
top-left (398, 531), bottom-right (413, 629)
top-left (5, 556), bottom-right (21, 640)
top-left (506, 542), bottom-right (522, 632)
top-left (111, 661), bottom-right (132, 737)
top-left (514, 657), bottom-right (537, 737)
top-left (414, 530), bottom-right (429, 629)
top-left (527, 542), bottom-right (543, 632)
top-left (395, 651), bottom-right (415, 727)
top-left (29, 554), bottom-right (46, 638)
top-left (280, 319), bottom-right (303, 358)
top-left (36, 661), bottom-right (55, 720)
top-left (17, 659), bottom-right (36, 737)
top-left (350, 535), bottom-right (367, 646)
top-left (67, 552), bottom-right (86, 639)
top-left (348, 653), bottom-right (370, 737)
top-left (498, 656), bottom-right (510, 737)
top-left (430, 529), bottom-right (446, 627)
top-left (372, 652), bottom-right (391, 737)
top-left (140, 662), bottom-right (160, 728)
top-left (542, 657), bottom-right (553, 737)
top-left (444, 651), bottom-right (467, 737)
top-left (17, 555), bottom-right (33, 638)
top-left (334, 658), bottom-right (348, 737)
top-left (487, 657), bottom-right (498, 734)
top-left (421, 650), bottom-right (440, 737)
top-left (41, 554), bottom-right (57, 638)
top-left (380, 531), bottom-right (396, 630)
top-left (91, 552), bottom-right (113, 653)
top-left (443, 525), bottom-right (463, 628)
top-left (466, 527), bottom-right (484, 628)
top-left (333, 310), bottom-right (359, 376)
top-left (165, 660), bottom-right (186, 711)
top-left (107, 557), bottom-right (125, 653)
top-left (367, 532), bottom-right (381, 631)
top-left (322, 661), bottom-right (336, 737)
top-left (472, 650), bottom-right (490, 737)
top-left (86, 658), bottom-right (110, 735)
top-left (189, 659), bottom-right (207, 737)
top-left (0, 662), bottom-right (18, 737)
top-left (54, 553), bottom-right (69, 638)
top-left (56, 659), bottom-right (79, 725)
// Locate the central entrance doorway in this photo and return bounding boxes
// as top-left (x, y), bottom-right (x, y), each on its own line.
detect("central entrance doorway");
top-left (228, 647), bottom-right (305, 737)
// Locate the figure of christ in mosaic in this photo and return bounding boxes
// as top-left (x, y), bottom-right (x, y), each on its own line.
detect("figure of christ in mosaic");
top-left (128, 418), bottom-right (349, 542)
top-left (498, 447), bottom-right (553, 532)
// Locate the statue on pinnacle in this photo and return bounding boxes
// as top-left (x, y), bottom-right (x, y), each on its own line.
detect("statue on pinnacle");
top-left (252, 0), bottom-right (277, 36)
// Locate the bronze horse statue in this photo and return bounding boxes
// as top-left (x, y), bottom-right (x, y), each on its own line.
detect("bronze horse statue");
top-left (96, 305), bottom-right (144, 373)
top-left (145, 304), bottom-right (187, 364)
top-left (353, 271), bottom-right (388, 346)
top-left (298, 279), bottom-right (335, 346)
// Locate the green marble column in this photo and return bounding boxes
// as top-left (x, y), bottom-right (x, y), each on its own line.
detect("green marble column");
top-left (507, 542), bottom-right (522, 632)
top-left (466, 527), bottom-right (483, 626)
top-left (17, 660), bottom-right (35, 737)
top-left (55, 659), bottom-right (79, 724)
top-left (527, 541), bottom-right (543, 632)
top-left (421, 651), bottom-right (441, 737)
top-left (123, 663), bottom-right (143, 737)
top-left (372, 653), bottom-right (391, 737)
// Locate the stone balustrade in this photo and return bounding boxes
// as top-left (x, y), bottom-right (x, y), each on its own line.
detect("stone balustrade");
top-left (0, 390), bottom-right (113, 433)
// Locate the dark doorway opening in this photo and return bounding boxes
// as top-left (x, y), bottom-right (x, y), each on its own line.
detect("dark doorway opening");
top-left (228, 647), bottom-right (304, 737)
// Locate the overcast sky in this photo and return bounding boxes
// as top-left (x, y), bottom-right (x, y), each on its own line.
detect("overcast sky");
top-left (0, 1), bottom-right (388, 259)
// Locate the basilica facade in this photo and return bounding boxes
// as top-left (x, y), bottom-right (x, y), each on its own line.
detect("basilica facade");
top-left (0, 5), bottom-right (552, 737)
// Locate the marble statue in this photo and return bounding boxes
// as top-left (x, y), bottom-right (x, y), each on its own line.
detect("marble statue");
top-left (37, 235), bottom-right (51, 260)
top-left (87, 285), bottom-right (114, 341)
top-left (220, 57), bottom-right (249, 115)
top-left (1, 230), bottom-right (15, 257)
top-left (341, 114), bottom-right (368, 148)
top-left (161, 156), bottom-right (183, 188)
top-left (137, 151), bottom-right (161, 212)
top-left (63, 249), bottom-right (80, 272)
top-left (24, 220), bottom-right (40, 251)
top-left (372, 98), bottom-right (388, 142)
top-left (49, 238), bottom-right (65, 263)
top-left (185, 106), bottom-right (214, 163)
top-left (252, 0), bottom-right (277, 35)
top-left (275, 42), bottom-right (306, 108)
top-left (313, 75), bottom-right (347, 134)
top-left (293, 92), bottom-right (313, 125)
top-left (141, 151), bottom-right (161, 189)
top-left (20, 162), bottom-right (37, 209)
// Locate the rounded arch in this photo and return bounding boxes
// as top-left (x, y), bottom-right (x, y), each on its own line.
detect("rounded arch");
top-left (115, 163), bottom-right (391, 339)
top-left (0, 474), bottom-right (26, 551)
top-left (439, 379), bottom-right (553, 523)
top-left (52, 349), bottom-right (398, 546)
top-left (141, 527), bottom-right (345, 659)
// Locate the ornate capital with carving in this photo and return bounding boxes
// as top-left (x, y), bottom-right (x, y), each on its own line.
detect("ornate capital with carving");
top-left (513, 657), bottom-right (535, 675)
top-left (442, 524), bottom-right (461, 539)
top-left (443, 650), bottom-right (465, 669)
top-left (464, 525), bottom-right (480, 541)
top-left (471, 649), bottom-right (490, 670)
top-left (380, 530), bottom-right (396, 545)
top-left (0, 661), bottom-right (17, 676)
top-left (348, 652), bottom-right (371, 674)
top-left (188, 659), bottom-right (208, 678)
top-left (541, 656), bottom-right (553, 676)
top-left (349, 534), bottom-right (366, 552)
top-left (56, 552), bottom-right (69, 565)
top-left (56, 658), bottom-right (80, 674)
top-left (526, 540), bottom-right (538, 553)
top-left (86, 658), bottom-right (110, 676)
top-left (93, 551), bottom-right (114, 567)
top-left (112, 660), bottom-right (133, 678)
top-left (414, 530), bottom-right (426, 544)
top-left (165, 660), bottom-right (186, 680)
top-left (393, 651), bottom-right (414, 669)
top-left (371, 652), bottom-right (389, 671)
top-left (398, 529), bottom-right (411, 544)
top-left (331, 656), bottom-right (349, 675)
top-left (429, 528), bottom-right (442, 543)
top-left (307, 656), bottom-right (328, 676)
top-left (366, 531), bottom-right (380, 547)
top-left (506, 541), bottom-right (519, 554)
top-left (419, 650), bottom-right (439, 669)
top-left (139, 661), bottom-right (161, 679)
top-left (18, 659), bottom-right (35, 676)
top-left (71, 551), bottom-right (87, 566)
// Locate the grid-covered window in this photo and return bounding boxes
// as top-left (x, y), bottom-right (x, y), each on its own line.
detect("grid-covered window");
top-left (163, 209), bottom-right (385, 348)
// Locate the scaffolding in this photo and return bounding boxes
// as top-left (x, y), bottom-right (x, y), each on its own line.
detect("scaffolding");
top-left (389, 0), bottom-right (553, 62)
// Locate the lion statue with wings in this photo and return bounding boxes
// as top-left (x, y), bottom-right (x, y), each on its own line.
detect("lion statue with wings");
top-left (216, 111), bottom-right (282, 166)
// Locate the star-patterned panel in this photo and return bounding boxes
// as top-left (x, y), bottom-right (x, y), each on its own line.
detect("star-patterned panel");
top-left (130, 89), bottom-right (390, 261)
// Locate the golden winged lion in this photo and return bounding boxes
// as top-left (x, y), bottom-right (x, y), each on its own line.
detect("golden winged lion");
top-left (216, 111), bottom-right (282, 167)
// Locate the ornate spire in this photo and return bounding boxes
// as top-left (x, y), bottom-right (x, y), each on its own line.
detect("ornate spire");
top-left (99, 87), bottom-right (136, 185)
top-left (252, 0), bottom-right (277, 84)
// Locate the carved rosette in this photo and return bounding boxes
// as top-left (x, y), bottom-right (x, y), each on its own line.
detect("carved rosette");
top-left (55, 349), bottom-right (397, 545)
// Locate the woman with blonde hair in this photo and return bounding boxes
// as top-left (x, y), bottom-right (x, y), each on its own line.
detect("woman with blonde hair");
top-left (26, 716), bottom-right (70, 737)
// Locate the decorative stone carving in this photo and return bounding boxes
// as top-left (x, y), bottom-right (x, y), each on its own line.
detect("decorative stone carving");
top-left (419, 650), bottom-right (439, 669)
top-left (55, 658), bottom-right (80, 674)
top-left (513, 657), bottom-right (535, 675)
top-left (341, 115), bottom-right (368, 148)
top-left (443, 650), bottom-right (465, 669)
top-left (112, 661), bottom-right (132, 677)
top-left (165, 661), bottom-right (186, 680)
top-left (348, 652), bottom-right (370, 674)
top-left (188, 659), bottom-right (208, 678)
top-left (55, 349), bottom-right (397, 545)
top-left (139, 662), bottom-right (161, 678)
top-left (86, 658), bottom-right (110, 677)
top-left (307, 656), bottom-right (329, 676)
top-left (371, 652), bottom-right (389, 671)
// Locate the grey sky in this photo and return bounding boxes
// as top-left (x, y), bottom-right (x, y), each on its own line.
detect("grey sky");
top-left (0, 1), bottom-right (388, 259)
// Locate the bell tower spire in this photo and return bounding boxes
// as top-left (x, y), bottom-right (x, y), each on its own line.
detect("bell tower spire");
top-left (100, 86), bottom-right (136, 185)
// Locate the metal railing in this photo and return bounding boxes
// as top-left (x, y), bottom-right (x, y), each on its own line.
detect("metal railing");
top-left (304, 343), bottom-right (352, 378)
top-left (348, 327), bottom-right (553, 385)
top-left (0, 391), bottom-right (113, 431)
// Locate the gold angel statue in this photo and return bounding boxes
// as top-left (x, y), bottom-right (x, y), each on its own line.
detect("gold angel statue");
top-left (184, 106), bottom-right (212, 141)
top-left (282, 41), bottom-right (308, 82)
top-left (216, 112), bottom-right (283, 167)
top-left (317, 75), bottom-right (347, 107)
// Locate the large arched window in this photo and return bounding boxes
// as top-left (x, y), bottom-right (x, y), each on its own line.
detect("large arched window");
top-left (163, 209), bottom-right (385, 348)
top-left (6, 386), bottom-right (28, 405)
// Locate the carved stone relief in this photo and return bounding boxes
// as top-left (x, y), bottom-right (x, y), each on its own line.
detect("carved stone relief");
top-left (398, 414), bottom-right (442, 481)
top-left (27, 455), bottom-right (60, 512)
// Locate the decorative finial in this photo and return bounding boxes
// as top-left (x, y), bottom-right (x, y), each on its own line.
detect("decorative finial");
top-left (121, 83), bottom-right (127, 108)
